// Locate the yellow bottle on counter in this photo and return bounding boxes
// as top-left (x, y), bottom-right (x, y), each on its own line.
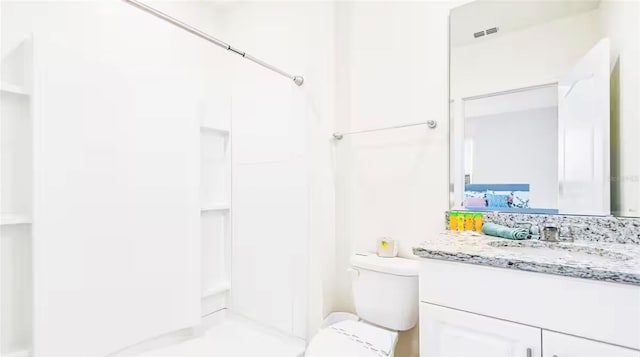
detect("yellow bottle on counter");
top-left (474, 212), bottom-right (483, 233)
top-left (464, 212), bottom-right (474, 231)
top-left (449, 212), bottom-right (458, 231)
top-left (456, 212), bottom-right (465, 231)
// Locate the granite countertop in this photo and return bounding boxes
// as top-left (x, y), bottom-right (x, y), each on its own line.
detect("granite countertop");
top-left (413, 231), bottom-right (640, 286)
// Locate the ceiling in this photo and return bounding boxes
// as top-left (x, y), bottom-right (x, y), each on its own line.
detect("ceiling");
top-left (450, 0), bottom-right (601, 47)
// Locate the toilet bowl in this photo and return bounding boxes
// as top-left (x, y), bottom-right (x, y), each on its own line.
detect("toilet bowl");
top-left (305, 254), bottom-right (419, 357)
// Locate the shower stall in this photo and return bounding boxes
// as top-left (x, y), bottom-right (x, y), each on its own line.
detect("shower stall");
top-left (0, 1), bottom-right (333, 355)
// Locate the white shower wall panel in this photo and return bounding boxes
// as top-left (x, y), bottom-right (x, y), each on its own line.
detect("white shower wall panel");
top-left (230, 78), bottom-right (309, 339)
top-left (231, 84), bottom-right (307, 165)
top-left (231, 160), bottom-right (308, 338)
top-left (0, 1), bottom-right (212, 354)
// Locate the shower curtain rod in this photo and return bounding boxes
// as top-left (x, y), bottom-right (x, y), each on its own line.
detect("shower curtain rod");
top-left (122, 0), bottom-right (304, 86)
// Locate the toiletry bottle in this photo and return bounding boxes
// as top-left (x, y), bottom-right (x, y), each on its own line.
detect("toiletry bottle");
top-left (449, 212), bottom-right (457, 231)
top-left (456, 212), bottom-right (465, 232)
top-left (474, 212), bottom-right (483, 232)
top-left (464, 212), bottom-right (474, 231)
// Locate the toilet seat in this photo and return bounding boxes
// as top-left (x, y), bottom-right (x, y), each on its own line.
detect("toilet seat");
top-left (305, 320), bottom-right (398, 357)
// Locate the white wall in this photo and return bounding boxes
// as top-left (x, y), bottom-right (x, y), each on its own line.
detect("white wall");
top-left (333, 2), bottom-right (461, 356)
top-left (600, 0), bottom-right (640, 217)
top-left (466, 107), bottom-right (559, 209)
top-left (451, 9), bottom-right (601, 99)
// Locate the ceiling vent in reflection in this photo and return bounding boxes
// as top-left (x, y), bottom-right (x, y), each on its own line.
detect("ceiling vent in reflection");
top-left (474, 27), bottom-right (499, 39)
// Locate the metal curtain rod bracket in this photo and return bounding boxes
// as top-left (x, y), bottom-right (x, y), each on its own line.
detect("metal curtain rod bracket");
top-left (123, 0), bottom-right (304, 86)
top-left (333, 120), bottom-right (437, 140)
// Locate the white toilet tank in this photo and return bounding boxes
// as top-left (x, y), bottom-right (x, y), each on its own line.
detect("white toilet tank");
top-left (350, 254), bottom-right (419, 331)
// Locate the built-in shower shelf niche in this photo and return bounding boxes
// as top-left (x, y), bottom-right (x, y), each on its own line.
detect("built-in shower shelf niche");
top-left (200, 125), bottom-right (230, 135)
top-left (1, 34), bottom-right (33, 357)
top-left (1, 82), bottom-right (29, 96)
top-left (199, 102), bottom-right (232, 316)
top-left (203, 280), bottom-right (231, 298)
top-left (2, 36), bottom-right (32, 95)
top-left (1, 224), bottom-right (32, 357)
top-left (1, 214), bottom-right (31, 226)
top-left (200, 128), bottom-right (231, 208)
top-left (201, 203), bottom-right (230, 212)
top-left (201, 209), bottom-right (232, 309)
top-left (2, 349), bottom-right (31, 357)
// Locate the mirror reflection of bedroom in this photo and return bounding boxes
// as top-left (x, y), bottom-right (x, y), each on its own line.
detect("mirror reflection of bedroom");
top-left (462, 85), bottom-right (561, 214)
top-left (450, 0), bottom-right (637, 216)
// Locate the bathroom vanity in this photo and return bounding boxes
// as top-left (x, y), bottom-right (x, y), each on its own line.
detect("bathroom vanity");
top-left (437, 0), bottom-right (640, 353)
top-left (414, 233), bottom-right (640, 357)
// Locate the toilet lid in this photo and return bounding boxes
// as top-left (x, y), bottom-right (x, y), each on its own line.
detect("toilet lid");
top-left (305, 320), bottom-right (398, 357)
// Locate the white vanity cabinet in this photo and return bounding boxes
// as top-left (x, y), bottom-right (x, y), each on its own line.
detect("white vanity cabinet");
top-left (542, 331), bottom-right (639, 357)
top-left (418, 259), bottom-right (640, 357)
top-left (420, 302), bottom-right (640, 357)
top-left (421, 303), bottom-right (541, 357)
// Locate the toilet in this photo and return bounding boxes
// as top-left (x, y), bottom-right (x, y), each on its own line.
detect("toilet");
top-left (305, 254), bottom-right (419, 356)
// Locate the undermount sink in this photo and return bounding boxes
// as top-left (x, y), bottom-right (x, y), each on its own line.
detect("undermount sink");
top-left (487, 240), bottom-right (632, 263)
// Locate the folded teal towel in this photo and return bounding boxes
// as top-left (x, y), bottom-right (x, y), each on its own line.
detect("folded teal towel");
top-left (482, 222), bottom-right (528, 240)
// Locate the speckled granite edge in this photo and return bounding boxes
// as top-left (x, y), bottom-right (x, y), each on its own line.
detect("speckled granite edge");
top-left (414, 247), bottom-right (640, 285)
top-left (413, 233), bottom-right (640, 286)
top-left (445, 211), bottom-right (640, 244)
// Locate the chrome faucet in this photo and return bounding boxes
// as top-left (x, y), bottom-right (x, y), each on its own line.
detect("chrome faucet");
top-left (540, 226), bottom-right (560, 242)
top-left (538, 224), bottom-right (583, 243)
top-left (561, 224), bottom-right (586, 243)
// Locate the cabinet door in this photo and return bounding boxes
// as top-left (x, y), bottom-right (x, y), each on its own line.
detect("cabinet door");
top-left (420, 303), bottom-right (541, 357)
top-left (543, 330), bottom-right (640, 357)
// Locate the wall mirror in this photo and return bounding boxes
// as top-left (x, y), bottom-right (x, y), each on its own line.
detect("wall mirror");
top-left (449, 0), bottom-right (639, 217)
